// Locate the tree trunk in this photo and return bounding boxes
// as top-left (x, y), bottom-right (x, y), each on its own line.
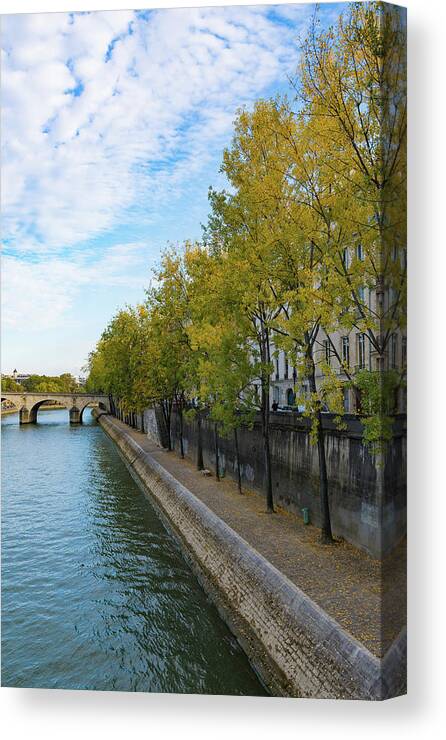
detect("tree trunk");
top-left (196, 409), bottom-right (204, 470)
top-left (234, 427), bottom-right (242, 494)
top-left (262, 418), bottom-right (274, 512)
top-left (178, 405), bottom-right (184, 459)
top-left (316, 413), bottom-right (332, 543)
top-left (166, 406), bottom-right (172, 450)
top-left (308, 357), bottom-right (333, 543)
top-left (161, 400), bottom-right (172, 451)
top-left (260, 324), bottom-right (274, 513)
top-left (214, 423), bottom-right (220, 481)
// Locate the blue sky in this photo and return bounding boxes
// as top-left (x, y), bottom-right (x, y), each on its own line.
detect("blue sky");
top-left (1, 3), bottom-right (344, 377)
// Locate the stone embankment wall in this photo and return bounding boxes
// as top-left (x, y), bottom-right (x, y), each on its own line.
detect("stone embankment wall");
top-left (166, 410), bottom-right (406, 559)
top-left (97, 413), bottom-right (406, 700)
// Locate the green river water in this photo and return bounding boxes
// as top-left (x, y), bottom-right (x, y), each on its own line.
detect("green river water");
top-left (1, 408), bottom-right (266, 695)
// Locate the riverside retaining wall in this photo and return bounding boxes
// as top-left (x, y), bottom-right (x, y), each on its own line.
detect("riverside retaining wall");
top-left (97, 412), bottom-right (406, 700)
top-left (166, 410), bottom-right (406, 559)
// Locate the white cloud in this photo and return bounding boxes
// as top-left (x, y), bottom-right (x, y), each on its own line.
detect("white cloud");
top-left (1, 5), bottom-right (314, 374)
top-left (1, 242), bottom-right (151, 331)
top-left (1, 6), bottom-right (309, 257)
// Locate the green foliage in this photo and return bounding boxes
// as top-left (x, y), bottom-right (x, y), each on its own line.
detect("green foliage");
top-left (355, 369), bottom-right (402, 450)
top-left (85, 306), bottom-right (146, 411)
top-left (1, 377), bottom-right (24, 392)
top-left (2, 374), bottom-right (79, 393)
top-left (85, 1), bottom-right (405, 469)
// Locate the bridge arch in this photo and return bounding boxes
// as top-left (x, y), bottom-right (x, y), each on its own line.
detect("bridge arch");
top-left (27, 399), bottom-right (69, 424)
top-left (1, 396), bottom-right (21, 414)
top-left (1, 393), bottom-right (110, 424)
top-left (79, 401), bottom-right (107, 423)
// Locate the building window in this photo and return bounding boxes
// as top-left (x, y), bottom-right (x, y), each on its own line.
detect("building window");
top-left (273, 386), bottom-right (280, 404)
top-left (341, 336), bottom-right (350, 367)
top-left (284, 353), bottom-right (289, 380)
top-left (357, 286), bottom-right (366, 303)
top-left (342, 248), bottom-right (349, 269)
top-left (356, 333), bottom-right (366, 369)
top-left (343, 386), bottom-right (350, 412)
top-left (391, 333), bottom-right (398, 369)
top-left (275, 356), bottom-right (279, 380)
top-left (287, 388), bottom-right (295, 406)
top-left (402, 336), bottom-right (407, 367)
top-left (323, 339), bottom-right (331, 366)
top-left (356, 243), bottom-right (365, 261)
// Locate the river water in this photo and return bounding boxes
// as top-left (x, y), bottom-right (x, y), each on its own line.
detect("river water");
top-left (1, 409), bottom-right (266, 695)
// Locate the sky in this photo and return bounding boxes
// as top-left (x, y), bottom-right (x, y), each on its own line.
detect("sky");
top-left (1, 2), bottom-right (343, 377)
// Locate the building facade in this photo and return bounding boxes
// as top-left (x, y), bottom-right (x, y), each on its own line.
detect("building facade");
top-left (257, 246), bottom-right (406, 414)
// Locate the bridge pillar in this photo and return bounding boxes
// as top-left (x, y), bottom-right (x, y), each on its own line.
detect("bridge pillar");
top-left (69, 407), bottom-right (81, 424)
top-left (19, 407), bottom-right (33, 424)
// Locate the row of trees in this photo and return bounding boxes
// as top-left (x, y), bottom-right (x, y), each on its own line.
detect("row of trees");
top-left (1, 373), bottom-right (80, 394)
top-left (86, 3), bottom-right (406, 542)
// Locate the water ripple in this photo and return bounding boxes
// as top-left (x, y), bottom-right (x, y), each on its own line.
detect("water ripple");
top-left (1, 410), bottom-right (266, 695)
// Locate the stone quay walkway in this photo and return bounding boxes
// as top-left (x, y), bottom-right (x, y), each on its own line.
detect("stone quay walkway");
top-left (107, 417), bottom-right (406, 658)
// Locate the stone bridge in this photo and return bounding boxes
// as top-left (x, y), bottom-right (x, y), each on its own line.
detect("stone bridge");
top-left (1, 392), bottom-right (110, 424)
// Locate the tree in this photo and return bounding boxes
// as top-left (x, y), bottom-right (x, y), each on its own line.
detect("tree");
top-left (1, 377), bottom-right (24, 392)
top-left (293, 1), bottom-right (406, 448)
top-left (134, 249), bottom-right (199, 453)
top-left (18, 373), bottom-right (79, 393)
top-left (201, 178), bottom-right (282, 511)
top-left (296, 4), bottom-right (406, 354)
top-left (216, 98), bottom-right (344, 539)
top-left (219, 2), bottom-right (406, 539)
top-left (84, 1), bottom-right (406, 543)
top-left (186, 243), bottom-right (258, 490)
top-left (85, 307), bottom-right (142, 424)
top-left (58, 373), bottom-right (79, 393)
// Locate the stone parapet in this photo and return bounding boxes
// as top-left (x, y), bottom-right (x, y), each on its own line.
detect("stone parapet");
top-left (167, 410), bottom-right (406, 558)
